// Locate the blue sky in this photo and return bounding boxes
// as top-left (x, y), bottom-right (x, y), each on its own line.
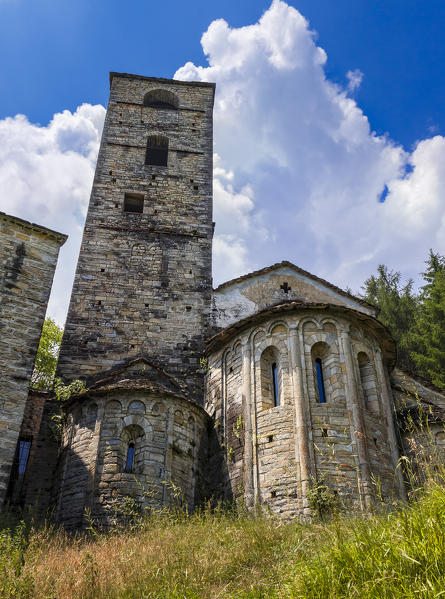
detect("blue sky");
top-left (1, 0), bottom-right (444, 147)
top-left (1, 0), bottom-right (445, 323)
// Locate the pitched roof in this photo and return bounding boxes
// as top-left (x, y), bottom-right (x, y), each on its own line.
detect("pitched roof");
top-left (213, 260), bottom-right (377, 313)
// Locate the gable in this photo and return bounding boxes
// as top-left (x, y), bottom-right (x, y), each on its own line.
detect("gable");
top-left (87, 356), bottom-right (186, 397)
top-left (212, 263), bottom-right (376, 329)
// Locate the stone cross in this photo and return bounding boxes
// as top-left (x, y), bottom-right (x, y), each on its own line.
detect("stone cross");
top-left (280, 282), bottom-right (291, 293)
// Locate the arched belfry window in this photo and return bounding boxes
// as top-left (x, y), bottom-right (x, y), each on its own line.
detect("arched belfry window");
top-left (145, 135), bottom-right (168, 167)
top-left (315, 358), bottom-right (326, 404)
top-left (143, 89), bottom-right (179, 110)
top-left (125, 442), bottom-right (135, 473)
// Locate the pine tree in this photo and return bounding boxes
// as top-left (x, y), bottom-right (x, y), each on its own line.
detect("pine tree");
top-left (361, 265), bottom-right (418, 371)
top-left (412, 251), bottom-right (445, 388)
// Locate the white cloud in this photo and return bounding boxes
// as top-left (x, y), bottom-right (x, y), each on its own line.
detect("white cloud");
top-left (346, 69), bottom-right (364, 94)
top-left (0, 104), bottom-right (105, 324)
top-left (2, 0), bottom-right (445, 326)
top-left (175, 0), bottom-right (445, 292)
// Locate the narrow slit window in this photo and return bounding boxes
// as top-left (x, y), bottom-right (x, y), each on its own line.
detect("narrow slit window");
top-left (272, 362), bottom-right (280, 407)
top-left (18, 438), bottom-right (32, 476)
top-left (124, 193), bottom-right (144, 213)
top-left (145, 135), bottom-right (168, 167)
top-left (125, 442), bottom-right (135, 473)
top-left (315, 358), bottom-right (326, 403)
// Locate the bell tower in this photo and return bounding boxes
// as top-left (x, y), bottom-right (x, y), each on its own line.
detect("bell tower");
top-left (58, 73), bottom-right (215, 402)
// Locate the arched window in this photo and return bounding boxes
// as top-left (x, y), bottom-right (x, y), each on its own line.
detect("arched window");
top-left (357, 352), bottom-right (379, 414)
top-left (315, 358), bottom-right (326, 403)
top-left (260, 346), bottom-right (281, 409)
top-left (143, 89), bottom-right (178, 110)
top-left (145, 135), bottom-right (168, 167)
top-left (125, 442), bottom-right (135, 473)
top-left (272, 362), bottom-right (280, 407)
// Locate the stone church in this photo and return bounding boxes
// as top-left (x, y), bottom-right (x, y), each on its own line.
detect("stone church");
top-left (2, 72), bottom-right (445, 528)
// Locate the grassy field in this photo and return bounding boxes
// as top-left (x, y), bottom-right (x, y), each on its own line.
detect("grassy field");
top-left (2, 478), bottom-right (445, 599)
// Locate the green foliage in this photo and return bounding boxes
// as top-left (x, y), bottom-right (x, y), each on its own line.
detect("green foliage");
top-left (307, 474), bottom-right (338, 519)
top-left (31, 317), bottom-right (63, 390)
top-left (361, 265), bottom-right (419, 371)
top-left (53, 377), bottom-right (86, 402)
top-left (411, 251), bottom-right (445, 388)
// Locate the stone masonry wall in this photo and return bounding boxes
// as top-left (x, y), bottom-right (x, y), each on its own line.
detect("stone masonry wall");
top-left (53, 389), bottom-right (209, 529)
top-left (57, 74), bottom-right (215, 403)
top-left (205, 307), bottom-right (404, 519)
top-left (0, 212), bottom-right (66, 505)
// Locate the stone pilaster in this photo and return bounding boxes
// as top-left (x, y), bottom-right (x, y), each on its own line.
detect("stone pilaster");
top-left (289, 325), bottom-right (311, 515)
top-left (339, 326), bottom-right (373, 510)
top-left (241, 338), bottom-right (254, 507)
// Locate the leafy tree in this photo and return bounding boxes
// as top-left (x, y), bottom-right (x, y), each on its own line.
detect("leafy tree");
top-left (31, 317), bottom-right (63, 390)
top-left (411, 251), bottom-right (445, 388)
top-left (361, 265), bottom-right (418, 371)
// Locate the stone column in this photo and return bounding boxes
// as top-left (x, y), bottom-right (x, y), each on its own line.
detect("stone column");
top-left (241, 337), bottom-right (254, 508)
top-left (374, 348), bottom-right (407, 501)
top-left (339, 327), bottom-right (373, 510)
top-left (289, 325), bottom-right (311, 516)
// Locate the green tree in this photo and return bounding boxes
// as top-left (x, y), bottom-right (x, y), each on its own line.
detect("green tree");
top-left (361, 265), bottom-right (418, 371)
top-left (412, 251), bottom-right (445, 388)
top-left (31, 317), bottom-right (63, 390)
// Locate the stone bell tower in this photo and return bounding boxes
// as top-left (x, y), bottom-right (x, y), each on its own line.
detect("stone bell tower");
top-left (58, 73), bottom-right (215, 402)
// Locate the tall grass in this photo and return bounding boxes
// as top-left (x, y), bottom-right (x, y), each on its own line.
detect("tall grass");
top-left (1, 481), bottom-right (445, 599)
top-left (3, 416), bottom-right (445, 599)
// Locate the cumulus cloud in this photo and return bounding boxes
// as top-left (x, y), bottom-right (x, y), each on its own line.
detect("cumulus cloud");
top-left (2, 0), bottom-right (445, 325)
top-left (0, 104), bottom-right (105, 323)
top-left (175, 0), bottom-right (445, 291)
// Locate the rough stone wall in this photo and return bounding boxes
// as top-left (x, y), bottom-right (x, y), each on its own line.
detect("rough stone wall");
top-left (0, 212), bottom-right (66, 505)
top-left (54, 390), bottom-right (209, 529)
top-left (7, 392), bottom-right (60, 515)
top-left (57, 74), bottom-right (215, 403)
top-left (205, 308), bottom-right (404, 518)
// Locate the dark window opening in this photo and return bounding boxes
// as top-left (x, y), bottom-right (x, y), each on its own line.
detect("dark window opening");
top-left (143, 89), bottom-right (179, 110)
top-left (374, 438), bottom-right (378, 447)
top-left (125, 443), bottom-right (135, 473)
top-left (271, 490), bottom-right (277, 498)
top-left (124, 193), bottom-right (144, 214)
top-left (193, 185), bottom-right (199, 191)
top-left (186, 306), bottom-right (192, 311)
top-left (315, 358), bottom-right (326, 403)
top-left (322, 428), bottom-right (328, 438)
top-left (145, 136), bottom-right (168, 167)
top-left (272, 362), bottom-right (280, 407)
top-left (18, 438), bottom-right (32, 476)
top-left (268, 435), bottom-right (274, 443)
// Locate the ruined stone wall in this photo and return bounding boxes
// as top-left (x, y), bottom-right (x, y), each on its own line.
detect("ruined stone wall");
top-left (57, 74), bottom-right (215, 403)
top-left (53, 389), bottom-right (209, 529)
top-left (205, 307), bottom-right (404, 518)
top-left (0, 212), bottom-right (66, 505)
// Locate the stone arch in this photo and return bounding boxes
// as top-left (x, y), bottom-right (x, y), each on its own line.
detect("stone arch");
top-left (143, 89), bottom-right (179, 110)
top-left (128, 400), bottom-right (146, 414)
top-left (105, 399), bottom-right (122, 415)
top-left (260, 345), bottom-right (282, 409)
top-left (120, 423), bottom-right (146, 474)
top-left (268, 320), bottom-right (289, 335)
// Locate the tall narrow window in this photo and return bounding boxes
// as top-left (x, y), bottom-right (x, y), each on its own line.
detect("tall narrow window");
top-left (125, 442), bottom-right (135, 473)
top-left (145, 135), bottom-right (168, 167)
top-left (17, 438), bottom-right (32, 476)
top-left (315, 358), bottom-right (326, 403)
top-left (272, 362), bottom-right (280, 407)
